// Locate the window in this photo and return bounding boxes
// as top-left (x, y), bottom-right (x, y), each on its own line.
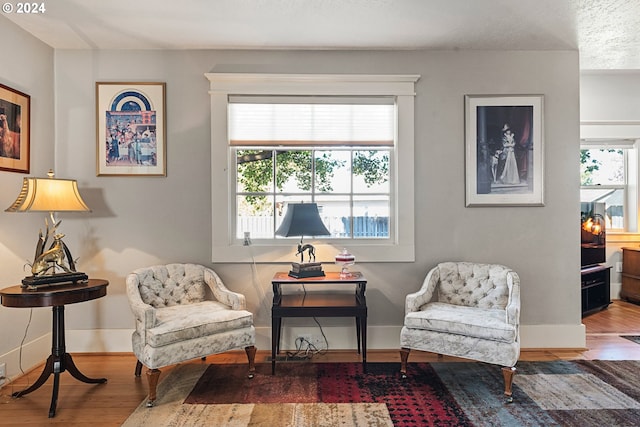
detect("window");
top-left (206, 73), bottom-right (420, 262)
top-left (580, 141), bottom-right (636, 231)
top-left (231, 98), bottom-right (394, 240)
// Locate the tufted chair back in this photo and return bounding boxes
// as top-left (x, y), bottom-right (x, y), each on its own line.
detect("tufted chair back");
top-left (131, 263), bottom-right (208, 308)
top-left (435, 262), bottom-right (510, 309)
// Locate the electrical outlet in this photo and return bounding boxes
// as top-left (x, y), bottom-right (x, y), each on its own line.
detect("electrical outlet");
top-left (616, 262), bottom-right (623, 273)
top-left (298, 334), bottom-right (324, 348)
top-left (0, 362), bottom-right (6, 387)
top-left (297, 334), bottom-right (313, 344)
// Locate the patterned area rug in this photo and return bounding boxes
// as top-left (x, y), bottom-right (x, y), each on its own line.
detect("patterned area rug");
top-left (621, 335), bottom-right (640, 345)
top-left (122, 360), bottom-right (640, 427)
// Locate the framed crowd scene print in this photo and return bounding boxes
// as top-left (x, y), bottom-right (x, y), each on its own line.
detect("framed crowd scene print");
top-left (465, 94), bottom-right (544, 206)
top-left (96, 82), bottom-right (166, 176)
top-left (0, 83), bottom-right (30, 174)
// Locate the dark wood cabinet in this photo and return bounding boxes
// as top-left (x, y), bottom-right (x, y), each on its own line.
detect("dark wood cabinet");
top-left (581, 265), bottom-right (611, 317)
top-left (622, 247), bottom-right (640, 303)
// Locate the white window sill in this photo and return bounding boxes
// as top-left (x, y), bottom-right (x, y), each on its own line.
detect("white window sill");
top-left (212, 241), bottom-right (415, 263)
top-left (605, 232), bottom-right (640, 243)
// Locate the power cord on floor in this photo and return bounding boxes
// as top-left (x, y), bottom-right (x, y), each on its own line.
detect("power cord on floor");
top-left (285, 309), bottom-right (329, 360)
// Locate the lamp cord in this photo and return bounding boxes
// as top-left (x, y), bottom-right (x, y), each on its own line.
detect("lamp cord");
top-left (15, 308), bottom-right (33, 393)
top-left (1, 308), bottom-right (32, 400)
top-left (285, 285), bottom-right (329, 359)
top-left (248, 244), bottom-right (270, 316)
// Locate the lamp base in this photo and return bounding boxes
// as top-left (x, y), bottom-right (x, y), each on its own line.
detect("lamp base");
top-left (22, 272), bottom-right (89, 290)
top-left (288, 262), bottom-right (325, 278)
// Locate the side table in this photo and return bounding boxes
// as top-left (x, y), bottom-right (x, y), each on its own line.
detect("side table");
top-left (0, 279), bottom-right (109, 418)
top-left (271, 271), bottom-right (367, 374)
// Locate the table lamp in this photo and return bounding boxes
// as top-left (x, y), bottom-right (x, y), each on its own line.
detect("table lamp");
top-left (275, 202), bottom-right (330, 278)
top-left (5, 169), bottom-right (91, 289)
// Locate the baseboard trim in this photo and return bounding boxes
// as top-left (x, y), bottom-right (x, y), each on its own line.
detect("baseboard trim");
top-left (0, 334), bottom-right (50, 383)
top-left (64, 324), bottom-right (587, 353)
top-left (0, 323), bottom-right (587, 381)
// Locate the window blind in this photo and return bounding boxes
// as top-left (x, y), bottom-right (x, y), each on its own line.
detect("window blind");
top-left (228, 96), bottom-right (396, 147)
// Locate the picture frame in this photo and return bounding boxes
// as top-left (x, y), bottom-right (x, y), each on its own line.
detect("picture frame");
top-left (96, 82), bottom-right (166, 176)
top-left (464, 94), bottom-right (544, 206)
top-left (0, 83), bottom-right (30, 174)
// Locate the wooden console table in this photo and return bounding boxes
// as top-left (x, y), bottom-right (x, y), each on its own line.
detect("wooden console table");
top-left (0, 279), bottom-right (109, 418)
top-left (271, 271), bottom-right (367, 374)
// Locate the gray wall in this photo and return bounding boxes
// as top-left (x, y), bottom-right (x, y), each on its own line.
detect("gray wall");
top-left (0, 18), bottom-right (55, 369)
top-left (0, 16), bottom-right (582, 376)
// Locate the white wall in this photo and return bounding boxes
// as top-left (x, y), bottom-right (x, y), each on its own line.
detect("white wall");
top-left (0, 18), bottom-right (57, 378)
top-left (0, 24), bottom-right (583, 378)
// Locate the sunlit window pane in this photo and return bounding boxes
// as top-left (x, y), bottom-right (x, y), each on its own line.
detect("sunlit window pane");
top-left (237, 150), bottom-right (273, 192)
top-left (275, 150), bottom-right (312, 193)
top-left (353, 195), bottom-right (390, 238)
top-left (353, 150), bottom-right (390, 193)
top-left (315, 195), bottom-right (351, 238)
top-left (236, 195), bottom-right (273, 239)
top-left (315, 151), bottom-right (350, 194)
top-left (580, 149), bottom-right (624, 186)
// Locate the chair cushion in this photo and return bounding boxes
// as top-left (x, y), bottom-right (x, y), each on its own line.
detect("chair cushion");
top-left (147, 301), bottom-right (254, 347)
top-left (404, 302), bottom-right (516, 343)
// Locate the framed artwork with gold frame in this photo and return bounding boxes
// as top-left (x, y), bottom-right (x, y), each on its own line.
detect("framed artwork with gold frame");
top-left (96, 82), bottom-right (166, 176)
top-left (0, 83), bottom-right (30, 174)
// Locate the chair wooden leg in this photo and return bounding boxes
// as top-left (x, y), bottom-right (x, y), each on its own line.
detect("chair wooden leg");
top-left (134, 360), bottom-right (143, 377)
top-left (245, 345), bottom-right (256, 379)
top-left (400, 347), bottom-right (411, 379)
top-left (502, 366), bottom-right (516, 403)
top-left (146, 368), bottom-right (161, 407)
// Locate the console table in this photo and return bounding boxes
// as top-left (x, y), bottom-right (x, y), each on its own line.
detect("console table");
top-left (0, 279), bottom-right (109, 418)
top-left (271, 271), bottom-right (367, 374)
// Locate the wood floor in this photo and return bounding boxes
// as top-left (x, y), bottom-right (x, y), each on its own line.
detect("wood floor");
top-left (2, 299), bottom-right (640, 426)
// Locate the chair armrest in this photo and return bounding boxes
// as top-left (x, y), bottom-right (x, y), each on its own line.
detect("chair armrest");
top-left (405, 266), bottom-right (440, 314)
top-left (505, 270), bottom-right (521, 326)
top-left (125, 274), bottom-right (157, 344)
top-left (204, 268), bottom-right (246, 310)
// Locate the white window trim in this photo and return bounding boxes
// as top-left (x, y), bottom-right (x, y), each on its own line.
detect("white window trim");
top-left (206, 73), bottom-right (420, 263)
top-left (581, 120), bottom-right (640, 234)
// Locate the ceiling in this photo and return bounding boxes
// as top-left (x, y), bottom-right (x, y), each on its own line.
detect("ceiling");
top-left (3, 0), bottom-right (639, 70)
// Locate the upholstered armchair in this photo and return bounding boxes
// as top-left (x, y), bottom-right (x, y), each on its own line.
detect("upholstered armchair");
top-left (126, 263), bottom-right (256, 407)
top-left (400, 262), bottom-right (520, 402)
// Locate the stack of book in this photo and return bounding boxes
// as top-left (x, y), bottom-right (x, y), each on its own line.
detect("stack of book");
top-left (288, 262), bottom-right (325, 278)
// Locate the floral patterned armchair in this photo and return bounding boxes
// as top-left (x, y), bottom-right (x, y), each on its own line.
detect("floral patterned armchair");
top-left (126, 263), bottom-right (256, 407)
top-left (400, 262), bottom-right (520, 402)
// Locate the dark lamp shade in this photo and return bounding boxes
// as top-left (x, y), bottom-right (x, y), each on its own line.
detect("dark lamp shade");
top-left (275, 203), bottom-right (330, 238)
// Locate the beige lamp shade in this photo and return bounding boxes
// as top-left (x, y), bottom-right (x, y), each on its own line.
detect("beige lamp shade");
top-left (5, 171), bottom-right (90, 213)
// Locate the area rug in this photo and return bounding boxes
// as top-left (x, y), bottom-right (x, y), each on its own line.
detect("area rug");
top-left (122, 360), bottom-right (640, 427)
top-left (621, 335), bottom-right (640, 345)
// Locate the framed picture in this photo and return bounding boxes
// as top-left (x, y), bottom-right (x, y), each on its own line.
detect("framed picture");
top-left (96, 82), bottom-right (166, 176)
top-left (465, 94), bottom-right (544, 206)
top-left (0, 83), bottom-right (30, 173)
